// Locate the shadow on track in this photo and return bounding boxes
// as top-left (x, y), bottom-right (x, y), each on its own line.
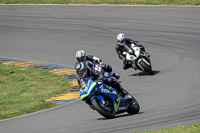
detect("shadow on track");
top-left (130, 70), bottom-right (160, 76)
top-left (97, 112), bottom-right (144, 120)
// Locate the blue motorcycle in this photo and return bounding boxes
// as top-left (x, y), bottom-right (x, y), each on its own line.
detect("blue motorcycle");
top-left (80, 76), bottom-right (140, 119)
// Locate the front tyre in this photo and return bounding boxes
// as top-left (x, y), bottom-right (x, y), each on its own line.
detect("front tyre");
top-left (127, 97), bottom-right (140, 115)
top-left (91, 98), bottom-right (115, 119)
top-left (139, 60), bottom-right (153, 75)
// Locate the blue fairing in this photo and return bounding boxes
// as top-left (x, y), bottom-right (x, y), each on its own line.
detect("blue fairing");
top-left (104, 72), bottom-right (114, 78)
top-left (91, 95), bottom-right (106, 104)
top-left (80, 77), bottom-right (130, 113)
top-left (80, 77), bottom-right (97, 100)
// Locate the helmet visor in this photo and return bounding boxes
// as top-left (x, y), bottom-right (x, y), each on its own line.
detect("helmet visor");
top-left (77, 69), bottom-right (87, 78)
top-left (77, 57), bottom-right (83, 62)
top-left (118, 39), bottom-right (125, 45)
top-left (77, 69), bottom-right (84, 76)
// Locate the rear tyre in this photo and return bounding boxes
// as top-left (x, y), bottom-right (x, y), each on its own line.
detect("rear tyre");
top-left (126, 97), bottom-right (140, 115)
top-left (91, 98), bottom-right (115, 119)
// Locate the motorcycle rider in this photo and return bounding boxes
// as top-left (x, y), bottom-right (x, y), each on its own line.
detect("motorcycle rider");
top-left (115, 33), bottom-right (150, 70)
top-left (76, 49), bottom-right (120, 79)
top-left (75, 61), bottom-right (129, 97)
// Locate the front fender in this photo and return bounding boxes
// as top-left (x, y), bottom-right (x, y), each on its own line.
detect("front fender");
top-left (91, 95), bottom-right (106, 105)
top-left (138, 58), bottom-right (151, 66)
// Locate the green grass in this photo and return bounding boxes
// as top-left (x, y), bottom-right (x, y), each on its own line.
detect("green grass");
top-left (135, 123), bottom-right (200, 133)
top-left (0, 0), bottom-right (200, 5)
top-left (0, 62), bottom-right (69, 119)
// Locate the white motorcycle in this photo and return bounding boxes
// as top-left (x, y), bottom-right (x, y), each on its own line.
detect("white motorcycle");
top-left (123, 44), bottom-right (153, 75)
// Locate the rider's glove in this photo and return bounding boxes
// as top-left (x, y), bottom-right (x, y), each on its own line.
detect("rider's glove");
top-left (138, 44), bottom-right (144, 48)
top-left (99, 62), bottom-right (105, 68)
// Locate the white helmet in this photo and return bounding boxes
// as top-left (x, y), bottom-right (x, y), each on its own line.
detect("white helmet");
top-left (75, 62), bottom-right (88, 78)
top-left (117, 33), bottom-right (126, 46)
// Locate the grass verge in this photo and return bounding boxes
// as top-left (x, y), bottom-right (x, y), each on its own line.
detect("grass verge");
top-left (0, 0), bottom-right (200, 5)
top-left (0, 62), bottom-right (69, 120)
top-left (135, 123), bottom-right (200, 133)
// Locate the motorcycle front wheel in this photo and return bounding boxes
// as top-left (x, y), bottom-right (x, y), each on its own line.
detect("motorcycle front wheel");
top-left (91, 98), bottom-right (115, 119)
top-left (139, 60), bottom-right (154, 75)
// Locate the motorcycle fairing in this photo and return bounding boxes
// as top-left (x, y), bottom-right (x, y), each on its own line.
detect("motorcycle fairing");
top-left (91, 83), bottom-right (118, 103)
top-left (92, 95), bottom-right (106, 105)
top-left (132, 46), bottom-right (140, 57)
top-left (80, 80), bottom-right (97, 100)
top-left (114, 97), bottom-right (120, 112)
top-left (80, 77), bottom-right (130, 113)
top-left (104, 72), bottom-right (114, 78)
top-left (95, 84), bottom-right (129, 113)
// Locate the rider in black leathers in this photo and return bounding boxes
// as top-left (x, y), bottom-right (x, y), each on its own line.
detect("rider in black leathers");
top-left (115, 33), bottom-right (149, 70)
top-left (75, 60), bottom-right (129, 97)
top-left (76, 49), bottom-right (120, 79)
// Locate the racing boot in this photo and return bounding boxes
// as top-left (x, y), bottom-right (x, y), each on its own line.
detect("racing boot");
top-left (131, 62), bottom-right (137, 70)
top-left (120, 87), bottom-right (134, 103)
top-left (120, 87), bottom-right (128, 97)
top-left (106, 77), bottom-right (125, 97)
top-left (123, 61), bottom-right (133, 70)
top-left (118, 86), bottom-right (133, 101)
top-left (113, 80), bottom-right (128, 97)
top-left (105, 78), bottom-right (129, 98)
top-left (116, 83), bottom-right (133, 100)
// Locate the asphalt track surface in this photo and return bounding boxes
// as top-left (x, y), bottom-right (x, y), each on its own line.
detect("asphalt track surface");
top-left (0, 5), bottom-right (200, 133)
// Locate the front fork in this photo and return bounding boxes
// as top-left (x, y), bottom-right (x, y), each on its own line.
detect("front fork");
top-left (91, 95), bottom-right (121, 113)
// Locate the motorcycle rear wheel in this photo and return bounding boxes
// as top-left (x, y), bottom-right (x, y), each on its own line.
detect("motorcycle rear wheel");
top-left (91, 98), bottom-right (115, 119)
top-left (126, 97), bottom-right (140, 115)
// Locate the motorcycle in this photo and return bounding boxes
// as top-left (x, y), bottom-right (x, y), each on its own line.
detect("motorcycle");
top-left (79, 76), bottom-right (140, 119)
top-left (123, 44), bottom-right (153, 75)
